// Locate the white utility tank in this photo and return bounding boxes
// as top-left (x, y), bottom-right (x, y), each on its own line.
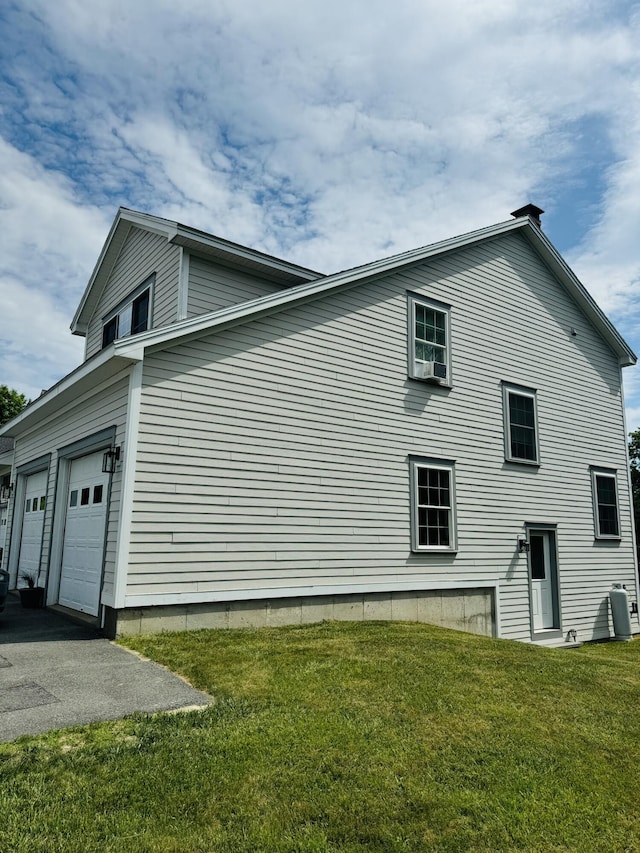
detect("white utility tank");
top-left (609, 584), bottom-right (633, 642)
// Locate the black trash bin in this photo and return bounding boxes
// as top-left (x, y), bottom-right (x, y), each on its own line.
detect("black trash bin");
top-left (0, 569), bottom-right (10, 613)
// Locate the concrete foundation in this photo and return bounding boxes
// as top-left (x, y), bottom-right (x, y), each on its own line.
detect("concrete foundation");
top-left (110, 587), bottom-right (495, 638)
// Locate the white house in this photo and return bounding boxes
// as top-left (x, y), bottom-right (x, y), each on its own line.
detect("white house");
top-left (1, 204), bottom-right (637, 644)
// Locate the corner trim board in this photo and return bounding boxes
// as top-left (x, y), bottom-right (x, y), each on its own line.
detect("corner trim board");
top-left (112, 362), bottom-right (143, 609)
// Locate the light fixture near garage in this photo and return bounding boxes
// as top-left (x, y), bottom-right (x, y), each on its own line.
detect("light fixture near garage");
top-left (517, 537), bottom-right (530, 554)
top-left (102, 446), bottom-right (121, 474)
top-left (0, 482), bottom-right (13, 502)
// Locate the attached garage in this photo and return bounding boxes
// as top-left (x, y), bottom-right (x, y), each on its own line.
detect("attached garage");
top-left (58, 452), bottom-right (110, 616)
top-left (17, 470), bottom-right (48, 581)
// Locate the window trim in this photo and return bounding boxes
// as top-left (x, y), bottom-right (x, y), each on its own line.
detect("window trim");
top-left (502, 382), bottom-right (540, 465)
top-left (590, 467), bottom-right (621, 540)
top-left (407, 293), bottom-right (452, 386)
top-left (101, 275), bottom-right (154, 349)
top-left (409, 456), bottom-right (457, 552)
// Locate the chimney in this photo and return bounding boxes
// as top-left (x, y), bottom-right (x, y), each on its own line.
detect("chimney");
top-left (510, 203), bottom-right (544, 227)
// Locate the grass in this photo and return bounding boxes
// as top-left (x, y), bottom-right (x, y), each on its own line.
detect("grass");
top-left (2, 622), bottom-right (640, 852)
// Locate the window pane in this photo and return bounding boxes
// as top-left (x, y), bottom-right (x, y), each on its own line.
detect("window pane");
top-left (530, 535), bottom-right (545, 580)
top-left (414, 303), bottom-right (447, 364)
top-left (596, 475), bottom-right (619, 536)
top-left (25, 499), bottom-right (30, 513)
top-left (132, 289), bottom-right (150, 334)
top-left (32, 498), bottom-right (39, 512)
top-left (39, 496), bottom-right (46, 511)
top-left (70, 490), bottom-right (78, 508)
top-left (93, 484), bottom-right (104, 504)
top-left (118, 303), bottom-right (133, 338)
top-left (508, 393), bottom-right (537, 460)
top-left (416, 466), bottom-right (452, 547)
top-left (81, 487), bottom-right (90, 506)
top-left (102, 317), bottom-right (118, 348)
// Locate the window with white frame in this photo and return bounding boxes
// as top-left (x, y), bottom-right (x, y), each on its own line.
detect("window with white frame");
top-left (410, 457), bottom-right (456, 551)
top-left (408, 295), bottom-right (451, 384)
top-left (102, 278), bottom-right (153, 349)
top-left (591, 468), bottom-right (620, 539)
top-left (502, 383), bottom-right (539, 464)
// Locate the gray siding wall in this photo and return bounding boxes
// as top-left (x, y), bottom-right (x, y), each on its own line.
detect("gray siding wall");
top-left (3, 374), bottom-right (130, 602)
top-left (187, 255), bottom-right (285, 317)
top-left (84, 227), bottom-right (180, 360)
top-left (130, 232), bottom-right (637, 642)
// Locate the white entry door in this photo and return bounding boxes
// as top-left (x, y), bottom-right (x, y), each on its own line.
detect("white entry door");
top-left (530, 531), bottom-right (555, 631)
top-left (59, 453), bottom-right (110, 616)
top-left (17, 470), bottom-right (48, 580)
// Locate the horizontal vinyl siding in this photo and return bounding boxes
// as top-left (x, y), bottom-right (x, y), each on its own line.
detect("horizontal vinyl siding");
top-left (131, 232), bottom-right (636, 641)
top-left (187, 255), bottom-right (285, 317)
top-left (84, 227), bottom-right (180, 359)
top-left (6, 374), bottom-right (130, 602)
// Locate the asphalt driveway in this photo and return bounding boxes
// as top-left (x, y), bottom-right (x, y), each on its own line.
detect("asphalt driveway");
top-left (0, 594), bottom-right (212, 742)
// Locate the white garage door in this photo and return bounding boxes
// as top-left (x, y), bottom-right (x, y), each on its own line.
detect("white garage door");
top-left (17, 470), bottom-right (48, 580)
top-left (59, 452), bottom-right (110, 616)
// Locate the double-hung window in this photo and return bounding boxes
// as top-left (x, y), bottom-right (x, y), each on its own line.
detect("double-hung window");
top-left (591, 468), bottom-right (620, 539)
top-left (102, 277), bottom-right (153, 349)
top-left (410, 457), bottom-right (456, 551)
top-left (408, 295), bottom-right (451, 384)
top-left (502, 383), bottom-right (539, 464)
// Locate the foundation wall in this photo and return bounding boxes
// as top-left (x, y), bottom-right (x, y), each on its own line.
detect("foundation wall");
top-left (109, 588), bottom-right (495, 638)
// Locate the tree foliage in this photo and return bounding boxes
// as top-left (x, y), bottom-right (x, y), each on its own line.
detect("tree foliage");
top-left (0, 385), bottom-right (28, 428)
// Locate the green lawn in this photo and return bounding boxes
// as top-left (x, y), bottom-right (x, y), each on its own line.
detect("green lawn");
top-left (2, 622), bottom-right (640, 852)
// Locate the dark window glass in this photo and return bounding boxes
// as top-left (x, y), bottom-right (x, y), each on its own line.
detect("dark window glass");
top-left (509, 393), bottom-right (537, 461)
top-left (530, 535), bottom-right (545, 580)
top-left (102, 317), bottom-right (118, 348)
top-left (93, 484), bottom-right (104, 504)
top-left (32, 498), bottom-right (38, 512)
top-left (81, 487), bottom-right (90, 506)
top-left (131, 289), bottom-right (150, 334)
top-left (596, 475), bottom-right (619, 536)
top-left (39, 496), bottom-right (46, 511)
top-left (25, 499), bottom-right (30, 513)
top-left (70, 490), bottom-right (78, 508)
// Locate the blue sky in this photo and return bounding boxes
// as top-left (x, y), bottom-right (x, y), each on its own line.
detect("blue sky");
top-left (1, 0), bottom-right (640, 429)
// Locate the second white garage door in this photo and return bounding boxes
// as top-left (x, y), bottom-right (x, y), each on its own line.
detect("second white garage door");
top-left (59, 452), bottom-right (110, 616)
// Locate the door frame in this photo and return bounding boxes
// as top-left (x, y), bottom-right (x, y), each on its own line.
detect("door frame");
top-left (526, 522), bottom-right (561, 640)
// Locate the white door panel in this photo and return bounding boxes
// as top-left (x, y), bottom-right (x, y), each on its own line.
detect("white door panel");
top-left (530, 531), bottom-right (555, 631)
top-left (17, 470), bottom-right (48, 580)
top-left (59, 453), bottom-right (109, 616)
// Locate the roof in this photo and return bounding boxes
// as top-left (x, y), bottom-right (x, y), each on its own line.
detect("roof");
top-left (2, 210), bottom-right (635, 439)
top-left (70, 208), bottom-right (323, 336)
top-left (114, 212), bottom-right (636, 368)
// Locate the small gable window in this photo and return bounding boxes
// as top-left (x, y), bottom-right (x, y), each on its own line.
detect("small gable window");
top-left (408, 295), bottom-right (451, 385)
top-left (102, 277), bottom-right (153, 349)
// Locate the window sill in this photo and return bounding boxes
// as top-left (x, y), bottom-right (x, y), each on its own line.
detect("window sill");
top-left (411, 548), bottom-right (458, 555)
top-left (407, 374), bottom-right (452, 389)
top-left (504, 457), bottom-right (540, 468)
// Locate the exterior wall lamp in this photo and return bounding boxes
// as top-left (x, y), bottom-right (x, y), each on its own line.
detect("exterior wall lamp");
top-left (102, 446), bottom-right (121, 474)
top-left (517, 537), bottom-right (530, 554)
top-left (0, 482), bottom-right (14, 502)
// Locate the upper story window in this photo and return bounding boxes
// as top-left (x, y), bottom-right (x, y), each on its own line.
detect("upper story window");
top-left (101, 277), bottom-right (153, 349)
top-left (502, 383), bottom-right (539, 464)
top-left (410, 457), bottom-right (457, 552)
top-left (408, 294), bottom-right (451, 385)
top-left (591, 468), bottom-right (620, 539)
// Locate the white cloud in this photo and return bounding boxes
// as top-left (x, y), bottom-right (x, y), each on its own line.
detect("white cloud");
top-left (1, 0), bottom-right (640, 421)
